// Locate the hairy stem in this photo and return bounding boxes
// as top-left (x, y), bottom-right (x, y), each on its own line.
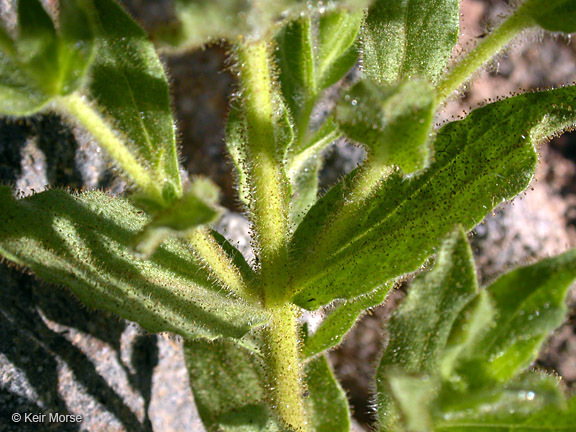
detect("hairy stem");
top-left (263, 304), bottom-right (308, 431)
top-left (236, 39), bottom-right (307, 429)
top-left (435, 3), bottom-right (535, 103)
top-left (236, 39), bottom-right (290, 305)
top-left (56, 93), bottom-right (164, 203)
top-left (189, 229), bottom-right (256, 302)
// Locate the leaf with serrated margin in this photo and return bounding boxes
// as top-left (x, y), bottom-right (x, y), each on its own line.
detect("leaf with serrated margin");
top-left (376, 229), bottom-right (480, 431)
top-left (435, 390), bottom-right (576, 432)
top-left (305, 355), bottom-right (350, 432)
top-left (304, 284), bottom-right (389, 358)
top-left (89, 0), bottom-right (181, 210)
top-left (455, 247), bottom-right (576, 385)
top-left (0, 187), bottom-right (264, 340)
top-left (363, 0), bottom-right (459, 86)
top-left (289, 86), bottom-right (576, 310)
top-left (0, 0), bottom-right (95, 115)
top-left (524, 0), bottom-right (576, 33)
top-left (336, 78), bottom-right (434, 173)
top-left (184, 339), bottom-right (348, 431)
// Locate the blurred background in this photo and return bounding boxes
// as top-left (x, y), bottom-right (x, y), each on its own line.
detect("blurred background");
top-left (0, 0), bottom-right (575, 430)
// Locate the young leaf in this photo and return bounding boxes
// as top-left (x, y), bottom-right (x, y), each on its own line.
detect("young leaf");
top-left (276, 10), bottom-right (362, 135)
top-left (0, 0), bottom-right (95, 115)
top-left (134, 178), bottom-right (222, 257)
top-left (0, 187), bottom-right (264, 340)
top-left (289, 85), bottom-right (576, 310)
top-left (524, 0), bottom-right (576, 33)
top-left (335, 78), bottom-right (435, 173)
top-left (362, 0), bottom-right (459, 85)
top-left (458, 247), bottom-right (576, 384)
top-left (305, 355), bottom-right (350, 432)
top-left (89, 0), bottom-right (182, 209)
top-left (303, 284), bottom-right (389, 358)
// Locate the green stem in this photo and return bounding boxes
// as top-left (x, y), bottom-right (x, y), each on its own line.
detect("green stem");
top-left (189, 228), bottom-right (256, 302)
top-left (236, 39), bottom-right (307, 429)
top-left (435, 3), bottom-right (535, 103)
top-left (56, 93), bottom-right (164, 203)
top-left (236, 39), bottom-right (290, 305)
top-left (263, 304), bottom-right (309, 431)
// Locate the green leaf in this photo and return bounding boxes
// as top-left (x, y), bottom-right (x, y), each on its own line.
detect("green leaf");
top-left (184, 338), bottom-right (284, 432)
top-left (305, 355), bottom-right (350, 432)
top-left (459, 247), bottom-right (576, 384)
top-left (89, 0), bottom-right (182, 209)
top-left (17, 0), bottom-right (60, 93)
top-left (157, 0), bottom-right (370, 51)
top-left (0, 187), bottom-right (264, 340)
top-left (335, 78), bottom-right (435, 173)
top-left (436, 392), bottom-right (576, 432)
top-left (276, 10), bottom-right (362, 134)
top-left (524, 0), bottom-right (576, 33)
top-left (134, 178), bottom-right (222, 257)
top-left (376, 229), bottom-right (480, 431)
top-left (184, 341), bottom-right (349, 431)
top-left (304, 284), bottom-right (389, 358)
top-left (289, 85), bottom-right (576, 310)
top-left (0, 0), bottom-right (95, 115)
top-left (362, 0), bottom-right (460, 85)
top-left (287, 118), bottom-right (341, 226)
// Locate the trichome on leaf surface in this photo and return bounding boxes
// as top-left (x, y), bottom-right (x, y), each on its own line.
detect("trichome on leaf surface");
top-left (1, 0), bottom-right (576, 430)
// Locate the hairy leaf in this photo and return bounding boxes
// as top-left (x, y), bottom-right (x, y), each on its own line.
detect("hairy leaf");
top-left (457, 248), bottom-right (576, 384)
top-left (305, 355), bottom-right (350, 432)
top-left (363, 0), bottom-right (459, 85)
top-left (185, 340), bottom-right (349, 431)
top-left (184, 338), bottom-right (283, 432)
top-left (135, 178), bottom-right (222, 257)
top-left (336, 78), bottom-right (434, 173)
top-left (436, 392), bottom-right (576, 432)
top-left (89, 0), bottom-right (182, 209)
top-left (289, 86), bottom-right (576, 310)
top-left (377, 229), bottom-right (480, 431)
top-left (0, 0), bottom-right (95, 115)
top-left (304, 284), bottom-right (389, 358)
top-left (0, 187), bottom-right (264, 340)
top-left (157, 0), bottom-right (370, 50)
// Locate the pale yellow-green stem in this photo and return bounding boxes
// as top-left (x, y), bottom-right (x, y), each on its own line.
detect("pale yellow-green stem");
top-left (236, 39), bottom-right (290, 305)
top-left (189, 228), bottom-right (256, 302)
top-left (236, 39), bottom-right (308, 430)
top-left (263, 304), bottom-right (309, 432)
top-left (56, 93), bottom-right (165, 204)
top-left (436, 3), bottom-right (535, 103)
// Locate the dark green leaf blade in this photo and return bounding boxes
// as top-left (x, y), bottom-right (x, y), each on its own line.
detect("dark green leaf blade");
top-left (90, 0), bottom-right (182, 208)
top-left (304, 284), bottom-right (389, 358)
top-left (363, 0), bottom-right (460, 85)
top-left (184, 338), bottom-right (284, 432)
top-left (0, 187), bottom-right (264, 340)
top-left (524, 0), bottom-right (576, 33)
top-left (459, 248), bottom-right (576, 384)
top-left (305, 355), bottom-right (350, 432)
top-left (290, 86), bottom-right (576, 310)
